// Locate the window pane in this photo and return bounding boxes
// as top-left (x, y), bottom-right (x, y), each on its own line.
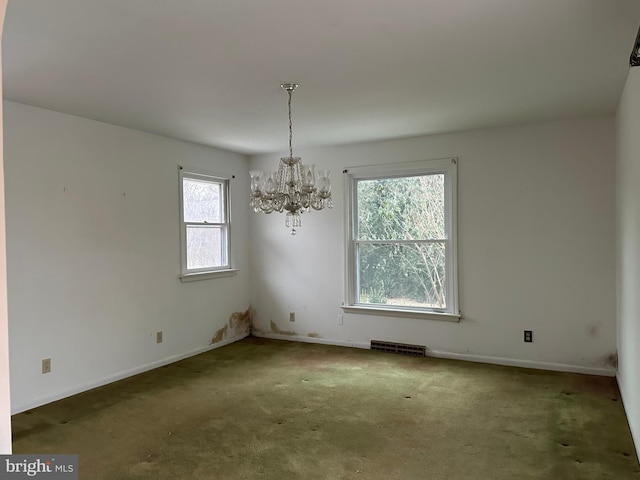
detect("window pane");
top-left (357, 174), bottom-right (445, 241)
top-left (186, 226), bottom-right (226, 270)
top-left (357, 242), bottom-right (446, 309)
top-left (183, 178), bottom-right (223, 223)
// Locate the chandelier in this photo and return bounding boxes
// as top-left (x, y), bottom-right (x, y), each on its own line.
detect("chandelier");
top-left (250, 83), bottom-right (332, 235)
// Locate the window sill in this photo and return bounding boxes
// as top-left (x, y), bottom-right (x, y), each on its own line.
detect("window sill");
top-left (341, 305), bottom-right (461, 322)
top-left (179, 269), bottom-right (239, 283)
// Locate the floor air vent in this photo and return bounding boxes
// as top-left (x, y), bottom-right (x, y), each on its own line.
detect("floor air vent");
top-left (370, 340), bottom-right (426, 356)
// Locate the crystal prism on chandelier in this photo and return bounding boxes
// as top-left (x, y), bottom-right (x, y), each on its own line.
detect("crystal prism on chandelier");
top-left (250, 83), bottom-right (333, 235)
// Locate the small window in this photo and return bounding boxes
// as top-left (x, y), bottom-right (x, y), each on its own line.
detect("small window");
top-left (344, 158), bottom-right (459, 319)
top-left (179, 167), bottom-right (232, 279)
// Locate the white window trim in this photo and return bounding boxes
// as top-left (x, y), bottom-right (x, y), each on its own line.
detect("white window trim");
top-left (179, 166), bottom-right (236, 282)
top-left (341, 305), bottom-right (460, 322)
top-left (343, 158), bottom-right (459, 320)
top-left (180, 269), bottom-right (239, 283)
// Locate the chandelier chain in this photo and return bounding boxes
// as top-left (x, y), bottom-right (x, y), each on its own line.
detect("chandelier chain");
top-left (288, 89), bottom-right (293, 158)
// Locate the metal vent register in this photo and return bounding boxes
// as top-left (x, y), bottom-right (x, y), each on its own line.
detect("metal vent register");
top-left (370, 340), bottom-right (426, 356)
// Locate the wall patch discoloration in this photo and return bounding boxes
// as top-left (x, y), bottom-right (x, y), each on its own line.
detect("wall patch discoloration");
top-left (587, 323), bottom-right (599, 336)
top-left (249, 307), bottom-right (264, 335)
top-left (270, 320), bottom-right (296, 336)
top-left (308, 333), bottom-right (320, 338)
top-left (251, 325), bottom-right (264, 335)
top-left (210, 308), bottom-right (252, 344)
top-left (229, 309), bottom-right (251, 336)
top-left (211, 325), bottom-right (228, 344)
top-left (604, 352), bottom-right (618, 369)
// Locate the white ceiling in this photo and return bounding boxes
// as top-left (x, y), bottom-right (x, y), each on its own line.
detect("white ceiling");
top-left (3, 0), bottom-right (640, 155)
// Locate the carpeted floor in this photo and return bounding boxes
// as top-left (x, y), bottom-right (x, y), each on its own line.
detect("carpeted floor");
top-left (11, 337), bottom-right (639, 479)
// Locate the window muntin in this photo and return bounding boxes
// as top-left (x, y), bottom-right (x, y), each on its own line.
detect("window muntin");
top-left (346, 159), bottom-right (458, 316)
top-left (180, 169), bottom-right (230, 275)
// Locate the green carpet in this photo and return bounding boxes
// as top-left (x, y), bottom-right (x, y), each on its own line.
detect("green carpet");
top-left (11, 337), bottom-right (639, 479)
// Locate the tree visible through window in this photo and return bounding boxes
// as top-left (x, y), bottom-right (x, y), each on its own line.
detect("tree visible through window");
top-left (180, 169), bottom-right (230, 274)
top-left (347, 159), bottom-right (458, 315)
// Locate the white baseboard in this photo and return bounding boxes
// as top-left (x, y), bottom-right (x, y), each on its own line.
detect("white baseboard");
top-left (427, 349), bottom-right (615, 377)
top-left (616, 373), bottom-right (640, 462)
top-left (252, 332), bottom-right (615, 377)
top-left (11, 332), bottom-right (250, 415)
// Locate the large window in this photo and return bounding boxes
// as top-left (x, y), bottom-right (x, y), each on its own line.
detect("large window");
top-left (179, 167), bottom-right (233, 281)
top-left (344, 158), bottom-right (459, 319)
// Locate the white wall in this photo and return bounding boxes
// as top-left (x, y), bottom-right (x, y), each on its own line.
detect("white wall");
top-left (616, 67), bottom-right (640, 459)
top-left (249, 116), bottom-right (617, 375)
top-left (2, 99), bottom-right (619, 418)
top-left (0, 0), bottom-right (12, 453)
top-left (4, 101), bottom-right (250, 413)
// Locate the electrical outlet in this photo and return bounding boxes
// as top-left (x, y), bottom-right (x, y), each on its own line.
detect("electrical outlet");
top-left (42, 358), bottom-right (51, 374)
top-left (156, 331), bottom-right (163, 344)
top-left (289, 312), bottom-right (295, 322)
top-left (524, 330), bottom-right (533, 343)
top-left (337, 315), bottom-right (344, 326)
